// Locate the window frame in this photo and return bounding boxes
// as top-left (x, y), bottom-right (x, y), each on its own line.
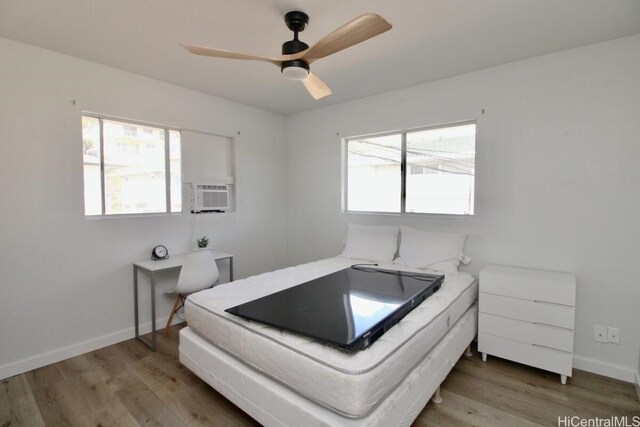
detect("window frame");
top-left (342, 120), bottom-right (477, 217)
top-left (82, 114), bottom-right (183, 217)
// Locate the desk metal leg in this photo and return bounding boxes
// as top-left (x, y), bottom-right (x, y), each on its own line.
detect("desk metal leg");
top-left (134, 266), bottom-right (139, 338)
top-left (150, 271), bottom-right (157, 351)
top-left (134, 267), bottom-right (157, 351)
top-left (229, 257), bottom-right (234, 282)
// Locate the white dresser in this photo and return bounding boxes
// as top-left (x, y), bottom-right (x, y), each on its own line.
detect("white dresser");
top-left (478, 264), bottom-right (576, 384)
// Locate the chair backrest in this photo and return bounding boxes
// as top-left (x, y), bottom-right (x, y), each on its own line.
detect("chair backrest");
top-left (175, 250), bottom-right (220, 295)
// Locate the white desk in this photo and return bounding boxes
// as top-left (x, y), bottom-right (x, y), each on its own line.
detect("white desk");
top-left (133, 251), bottom-right (233, 351)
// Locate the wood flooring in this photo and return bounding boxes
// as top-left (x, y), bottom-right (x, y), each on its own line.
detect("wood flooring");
top-left (2, 324), bottom-right (638, 426)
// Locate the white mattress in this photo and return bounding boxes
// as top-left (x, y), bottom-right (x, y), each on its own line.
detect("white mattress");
top-left (185, 257), bottom-right (477, 418)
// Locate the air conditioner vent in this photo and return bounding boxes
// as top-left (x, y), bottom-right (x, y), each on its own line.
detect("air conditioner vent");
top-left (191, 183), bottom-right (230, 213)
top-left (197, 184), bottom-right (227, 191)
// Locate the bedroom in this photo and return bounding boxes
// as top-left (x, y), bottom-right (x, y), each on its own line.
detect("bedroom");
top-left (0, 0), bottom-right (639, 425)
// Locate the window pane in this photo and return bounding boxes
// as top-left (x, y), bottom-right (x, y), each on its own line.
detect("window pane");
top-left (103, 120), bottom-right (166, 214)
top-left (406, 123), bottom-right (476, 215)
top-left (82, 116), bottom-right (102, 215)
top-left (169, 130), bottom-right (182, 212)
top-left (347, 134), bottom-right (401, 212)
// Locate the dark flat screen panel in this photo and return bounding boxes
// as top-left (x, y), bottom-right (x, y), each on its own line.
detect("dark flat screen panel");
top-left (225, 267), bottom-right (443, 351)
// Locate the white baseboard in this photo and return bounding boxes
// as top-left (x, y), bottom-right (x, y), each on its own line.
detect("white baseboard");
top-left (573, 355), bottom-right (635, 383)
top-left (1, 321), bottom-right (637, 387)
top-left (0, 315), bottom-right (181, 381)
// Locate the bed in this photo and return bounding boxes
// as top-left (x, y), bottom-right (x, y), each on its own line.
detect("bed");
top-left (179, 255), bottom-right (478, 426)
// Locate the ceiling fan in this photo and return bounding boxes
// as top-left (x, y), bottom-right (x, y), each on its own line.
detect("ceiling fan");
top-left (181, 11), bottom-right (392, 100)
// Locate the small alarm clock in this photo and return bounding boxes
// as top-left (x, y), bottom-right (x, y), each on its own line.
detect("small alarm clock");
top-left (151, 245), bottom-right (169, 261)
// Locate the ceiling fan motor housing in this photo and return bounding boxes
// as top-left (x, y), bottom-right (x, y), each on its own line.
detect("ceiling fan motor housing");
top-left (282, 38), bottom-right (309, 55)
top-left (281, 11), bottom-right (310, 79)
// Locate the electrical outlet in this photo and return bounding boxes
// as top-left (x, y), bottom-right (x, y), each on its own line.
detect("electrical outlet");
top-left (594, 325), bottom-right (607, 343)
top-left (607, 327), bottom-right (620, 344)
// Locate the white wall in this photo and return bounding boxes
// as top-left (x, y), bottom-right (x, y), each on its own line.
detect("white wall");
top-left (284, 34), bottom-right (640, 381)
top-left (0, 38), bottom-right (287, 379)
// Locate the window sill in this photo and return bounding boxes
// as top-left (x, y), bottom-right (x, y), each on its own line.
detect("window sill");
top-left (344, 210), bottom-right (474, 219)
top-left (84, 212), bottom-right (184, 220)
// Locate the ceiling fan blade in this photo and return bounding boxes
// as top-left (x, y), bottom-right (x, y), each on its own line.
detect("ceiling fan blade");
top-left (299, 14), bottom-right (391, 63)
top-left (302, 73), bottom-right (332, 100)
top-left (181, 44), bottom-right (284, 66)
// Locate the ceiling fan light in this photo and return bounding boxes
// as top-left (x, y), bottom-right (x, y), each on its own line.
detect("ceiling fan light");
top-left (282, 66), bottom-right (309, 80)
top-left (281, 59), bottom-right (310, 81)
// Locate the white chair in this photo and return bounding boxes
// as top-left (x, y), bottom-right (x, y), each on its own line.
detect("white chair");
top-left (164, 249), bottom-right (219, 334)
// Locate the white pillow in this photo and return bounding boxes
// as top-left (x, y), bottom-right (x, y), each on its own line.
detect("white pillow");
top-left (395, 226), bottom-right (466, 273)
top-left (341, 223), bottom-right (399, 262)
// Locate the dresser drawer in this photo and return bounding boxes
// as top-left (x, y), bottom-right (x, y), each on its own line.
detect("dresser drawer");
top-left (480, 264), bottom-right (575, 306)
top-left (479, 292), bottom-right (575, 329)
top-left (478, 333), bottom-right (573, 376)
top-left (479, 312), bottom-right (574, 352)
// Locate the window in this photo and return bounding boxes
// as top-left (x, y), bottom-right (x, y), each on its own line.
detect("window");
top-left (82, 116), bottom-right (182, 216)
top-left (344, 122), bottom-right (476, 215)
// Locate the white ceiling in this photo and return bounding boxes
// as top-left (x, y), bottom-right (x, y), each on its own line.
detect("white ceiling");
top-left (1, 0), bottom-right (639, 115)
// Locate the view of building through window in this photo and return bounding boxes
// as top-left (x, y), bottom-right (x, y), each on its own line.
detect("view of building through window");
top-left (82, 117), bottom-right (102, 215)
top-left (82, 116), bottom-right (182, 215)
top-left (405, 124), bottom-right (475, 214)
top-left (345, 122), bottom-right (476, 215)
top-left (347, 134), bottom-right (402, 213)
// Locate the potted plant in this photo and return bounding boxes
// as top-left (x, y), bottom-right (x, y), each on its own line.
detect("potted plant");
top-left (197, 236), bottom-right (209, 248)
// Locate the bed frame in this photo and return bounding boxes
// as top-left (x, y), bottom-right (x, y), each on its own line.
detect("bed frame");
top-left (179, 304), bottom-right (477, 427)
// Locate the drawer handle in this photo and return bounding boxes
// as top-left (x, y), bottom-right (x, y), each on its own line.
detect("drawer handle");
top-left (533, 299), bottom-right (573, 308)
top-left (531, 343), bottom-right (571, 354)
top-left (532, 322), bottom-right (573, 331)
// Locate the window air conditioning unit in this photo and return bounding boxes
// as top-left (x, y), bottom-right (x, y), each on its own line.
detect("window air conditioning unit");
top-left (191, 183), bottom-right (230, 213)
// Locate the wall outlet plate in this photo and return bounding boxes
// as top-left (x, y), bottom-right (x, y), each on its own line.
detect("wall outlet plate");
top-left (607, 327), bottom-right (620, 344)
top-left (594, 325), bottom-right (607, 343)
